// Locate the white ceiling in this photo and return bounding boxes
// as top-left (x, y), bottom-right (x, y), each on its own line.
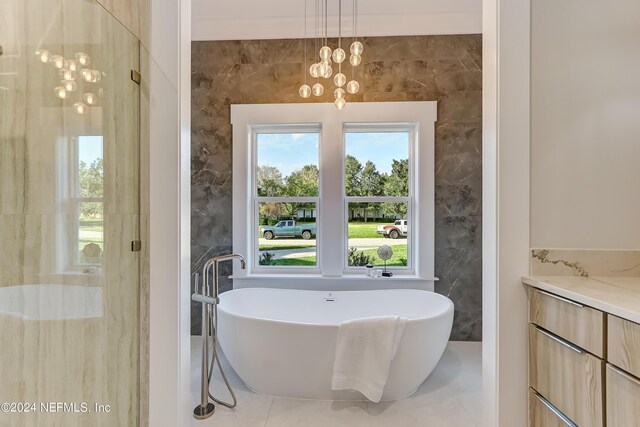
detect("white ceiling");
top-left (192, 0), bottom-right (482, 41)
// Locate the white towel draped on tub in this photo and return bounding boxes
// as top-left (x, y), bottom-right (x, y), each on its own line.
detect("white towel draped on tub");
top-left (331, 316), bottom-right (407, 402)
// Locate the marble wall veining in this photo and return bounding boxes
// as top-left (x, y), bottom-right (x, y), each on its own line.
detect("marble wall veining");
top-left (191, 35), bottom-right (483, 341)
top-left (530, 249), bottom-right (640, 277)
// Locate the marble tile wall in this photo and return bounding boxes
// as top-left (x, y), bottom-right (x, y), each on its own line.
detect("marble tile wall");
top-left (530, 249), bottom-right (640, 277)
top-left (191, 35), bottom-right (483, 340)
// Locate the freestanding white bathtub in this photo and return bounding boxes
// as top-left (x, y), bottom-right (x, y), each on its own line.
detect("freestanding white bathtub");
top-left (217, 288), bottom-right (454, 401)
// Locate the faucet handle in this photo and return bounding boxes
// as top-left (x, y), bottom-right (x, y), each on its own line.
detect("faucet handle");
top-left (194, 273), bottom-right (200, 295)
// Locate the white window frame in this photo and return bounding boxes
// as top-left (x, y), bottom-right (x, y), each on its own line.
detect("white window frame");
top-left (342, 124), bottom-right (416, 274)
top-left (251, 124), bottom-right (322, 275)
top-left (232, 102), bottom-right (437, 290)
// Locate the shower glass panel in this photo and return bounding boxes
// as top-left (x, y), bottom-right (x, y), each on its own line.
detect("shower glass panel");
top-left (0, 0), bottom-right (140, 426)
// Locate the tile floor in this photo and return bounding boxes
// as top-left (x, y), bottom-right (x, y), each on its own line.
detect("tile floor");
top-left (191, 338), bottom-right (481, 427)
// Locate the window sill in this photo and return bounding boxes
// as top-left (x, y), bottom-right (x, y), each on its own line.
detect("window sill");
top-left (230, 273), bottom-right (438, 292)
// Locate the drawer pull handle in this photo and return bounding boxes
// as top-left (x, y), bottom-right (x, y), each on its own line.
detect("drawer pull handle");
top-left (538, 328), bottom-right (583, 354)
top-left (538, 289), bottom-right (584, 308)
top-left (608, 364), bottom-right (640, 385)
top-left (533, 391), bottom-right (578, 427)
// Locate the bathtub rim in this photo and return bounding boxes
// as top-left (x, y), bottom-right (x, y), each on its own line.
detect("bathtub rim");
top-left (217, 287), bottom-right (454, 327)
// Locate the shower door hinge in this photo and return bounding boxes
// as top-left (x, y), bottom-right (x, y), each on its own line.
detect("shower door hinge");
top-left (131, 240), bottom-right (142, 252)
top-left (130, 69), bottom-right (141, 85)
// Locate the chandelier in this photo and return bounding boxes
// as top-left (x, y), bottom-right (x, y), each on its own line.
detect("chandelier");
top-left (298, 0), bottom-right (363, 110)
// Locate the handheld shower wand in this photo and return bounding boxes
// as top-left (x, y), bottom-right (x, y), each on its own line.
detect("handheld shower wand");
top-left (192, 254), bottom-right (245, 420)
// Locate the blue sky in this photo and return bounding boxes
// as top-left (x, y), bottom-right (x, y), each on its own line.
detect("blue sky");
top-left (257, 131), bottom-right (408, 177)
top-left (78, 135), bottom-right (103, 164)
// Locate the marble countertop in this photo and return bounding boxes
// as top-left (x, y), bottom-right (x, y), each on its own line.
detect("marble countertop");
top-left (522, 276), bottom-right (640, 324)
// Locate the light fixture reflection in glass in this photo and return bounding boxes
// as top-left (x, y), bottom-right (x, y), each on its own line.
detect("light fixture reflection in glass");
top-left (50, 55), bottom-right (65, 69)
top-left (334, 72), bottom-right (346, 87)
top-left (349, 54), bottom-right (361, 66)
top-left (334, 87), bottom-right (345, 99)
top-left (62, 80), bottom-right (77, 92)
top-left (82, 69), bottom-right (101, 83)
top-left (75, 52), bottom-right (91, 66)
top-left (312, 82), bottom-right (324, 97)
top-left (36, 50), bottom-right (50, 63)
top-left (346, 80), bottom-right (360, 94)
top-left (350, 41), bottom-right (364, 56)
top-left (61, 69), bottom-right (76, 81)
top-left (83, 92), bottom-right (97, 105)
top-left (54, 86), bottom-right (68, 99)
top-left (335, 97), bottom-right (346, 110)
top-left (332, 48), bottom-right (346, 64)
top-left (299, 84), bottom-right (312, 98)
top-left (73, 102), bottom-right (88, 114)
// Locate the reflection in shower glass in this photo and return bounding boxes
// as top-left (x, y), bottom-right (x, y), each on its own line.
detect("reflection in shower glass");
top-left (77, 136), bottom-right (104, 265)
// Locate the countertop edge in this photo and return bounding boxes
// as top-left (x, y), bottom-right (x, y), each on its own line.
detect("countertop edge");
top-left (522, 275), bottom-right (640, 325)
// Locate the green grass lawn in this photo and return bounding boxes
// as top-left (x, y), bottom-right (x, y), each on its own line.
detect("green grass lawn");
top-left (264, 244), bottom-right (407, 267)
top-left (271, 257), bottom-right (317, 266)
top-left (347, 222), bottom-right (394, 238)
top-left (79, 219), bottom-right (104, 232)
top-left (355, 244), bottom-right (408, 267)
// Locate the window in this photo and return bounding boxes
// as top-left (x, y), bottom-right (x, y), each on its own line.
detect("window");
top-left (344, 128), bottom-right (412, 271)
top-left (254, 129), bottom-right (320, 270)
top-left (232, 102), bottom-right (436, 285)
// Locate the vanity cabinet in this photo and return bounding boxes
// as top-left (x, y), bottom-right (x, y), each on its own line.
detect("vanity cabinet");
top-left (606, 363), bottom-right (640, 427)
top-left (528, 285), bottom-right (640, 427)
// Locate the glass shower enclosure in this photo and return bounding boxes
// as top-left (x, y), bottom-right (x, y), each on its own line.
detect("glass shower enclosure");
top-left (0, 0), bottom-right (141, 425)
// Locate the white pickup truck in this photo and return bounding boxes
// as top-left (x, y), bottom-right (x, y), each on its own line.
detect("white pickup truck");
top-left (377, 220), bottom-right (408, 239)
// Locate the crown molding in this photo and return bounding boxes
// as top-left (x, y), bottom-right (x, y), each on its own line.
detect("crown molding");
top-left (192, 10), bottom-right (482, 41)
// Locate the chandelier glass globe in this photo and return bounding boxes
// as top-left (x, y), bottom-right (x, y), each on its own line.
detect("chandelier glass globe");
top-left (319, 46), bottom-right (332, 61)
top-left (312, 82), bottom-right (324, 97)
top-left (346, 80), bottom-right (360, 94)
top-left (350, 41), bottom-right (364, 56)
top-left (332, 47), bottom-right (346, 64)
top-left (334, 72), bottom-right (346, 87)
top-left (299, 84), bottom-right (312, 98)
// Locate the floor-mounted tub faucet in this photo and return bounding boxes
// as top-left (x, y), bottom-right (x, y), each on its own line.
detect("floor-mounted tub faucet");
top-left (193, 253), bottom-right (246, 420)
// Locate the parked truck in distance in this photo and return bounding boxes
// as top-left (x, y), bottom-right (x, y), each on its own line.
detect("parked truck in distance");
top-left (260, 220), bottom-right (317, 240)
top-left (377, 220), bottom-right (408, 239)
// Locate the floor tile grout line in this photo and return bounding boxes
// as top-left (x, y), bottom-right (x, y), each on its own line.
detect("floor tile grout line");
top-left (457, 396), bottom-right (480, 427)
top-left (263, 397), bottom-right (275, 427)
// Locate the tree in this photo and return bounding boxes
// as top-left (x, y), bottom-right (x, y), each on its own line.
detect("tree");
top-left (259, 202), bottom-right (286, 222)
top-left (257, 165), bottom-right (284, 196)
top-left (344, 155), bottom-right (363, 196)
top-left (78, 158), bottom-right (103, 219)
top-left (285, 164), bottom-right (319, 197)
top-left (359, 161), bottom-right (386, 222)
top-left (383, 159), bottom-right (409, 218)
top-left (284, 164), bottom-right (319, 217)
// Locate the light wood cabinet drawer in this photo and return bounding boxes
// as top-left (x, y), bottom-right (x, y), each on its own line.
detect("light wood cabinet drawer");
top-left (529, 287), bottom-right (605, 357)
top-left (529, 388), bottom-right (577, 427)
top-left (608, 315), bottom-right (640, 378)
top-left (529, 325), bottom-right (604, 427)
top-left (606, 363), bottom-right (640, 427)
